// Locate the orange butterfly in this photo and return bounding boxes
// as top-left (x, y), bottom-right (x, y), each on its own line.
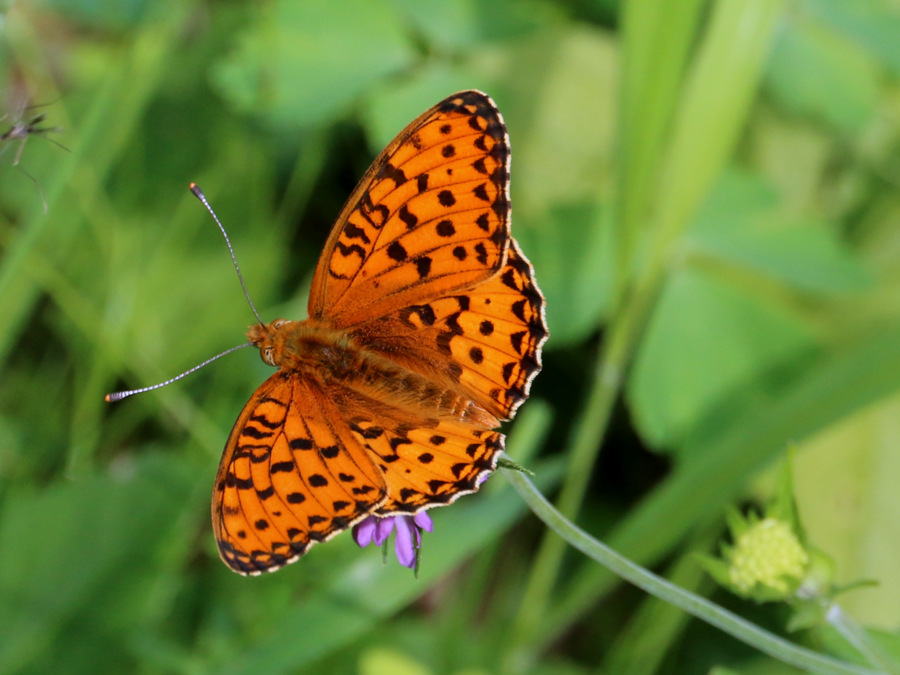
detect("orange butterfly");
top-left (213, 91), bottom-right (547, 574)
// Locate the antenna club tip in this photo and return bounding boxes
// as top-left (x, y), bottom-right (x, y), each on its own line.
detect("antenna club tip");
top-left (105, 391), bottom-right (130, 402)
top-left (189, 181), bottom-right (197, 189)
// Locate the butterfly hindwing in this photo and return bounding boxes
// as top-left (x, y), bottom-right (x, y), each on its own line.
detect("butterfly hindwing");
top-left (213, 372), bottom-right (387, 575)
top-left (445, 239), bottom-right (547, 420)
top-left (347, 418), bottom-right (504, 515)
top-left (350, 239), bottom-right (548, 422)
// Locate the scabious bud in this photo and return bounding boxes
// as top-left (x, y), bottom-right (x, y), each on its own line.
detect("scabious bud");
top-left (700, 509), bottom-right (814, 604)
top-left (727, 516), bottom-right (809, 597)
top-left (699, 452), bottom-right (838, 605)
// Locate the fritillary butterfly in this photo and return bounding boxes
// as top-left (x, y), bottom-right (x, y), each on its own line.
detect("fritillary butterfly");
top-left (215, 91), bottom-right (548, 575)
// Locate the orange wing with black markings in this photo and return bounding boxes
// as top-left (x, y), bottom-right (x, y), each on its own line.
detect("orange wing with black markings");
top-left (213, 373), bottom-right (387, 575)
top-left (351, 239), bottom-right (547, 423)
top-left (308, 91), bottom-right (511, 328)
top-left (346, 417), bottom-right (504, 516)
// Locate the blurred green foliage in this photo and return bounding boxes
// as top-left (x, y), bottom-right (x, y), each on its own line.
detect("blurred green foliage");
top-left (2, 0), bottom-right (900, 673)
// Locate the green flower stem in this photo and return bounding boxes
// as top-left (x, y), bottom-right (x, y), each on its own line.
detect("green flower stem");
top-left (505, 468), bottom-right (883, 675)
top-left (615, 0), bottom-right (705, 301)
top-left (826, 604), bottom-right (900, 675)
top-left (502, 287), bottom-right (644, 673)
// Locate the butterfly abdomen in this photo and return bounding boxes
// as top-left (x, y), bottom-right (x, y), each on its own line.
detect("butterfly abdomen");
top-left (340, 351), bottom-right (498, 428)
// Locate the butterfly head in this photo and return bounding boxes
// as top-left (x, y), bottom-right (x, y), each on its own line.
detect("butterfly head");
top-left (247, 319), bottom-right (293, 367)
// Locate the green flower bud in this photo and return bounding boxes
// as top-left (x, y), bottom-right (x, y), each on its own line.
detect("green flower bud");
top-left (727, 517), bottom-right (809, 597)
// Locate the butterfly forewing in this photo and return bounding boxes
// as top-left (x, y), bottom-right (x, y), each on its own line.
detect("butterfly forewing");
top-left (308, 91), bottom-right (511, 328)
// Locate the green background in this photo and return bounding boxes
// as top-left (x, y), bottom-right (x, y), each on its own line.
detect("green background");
top-left (2, 0), bottom-right (900, 673)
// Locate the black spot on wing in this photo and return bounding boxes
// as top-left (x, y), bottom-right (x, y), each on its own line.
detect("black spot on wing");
top-left (388, 241), bottom-right (407, 261)
top-left (438, 190), bottom-right (456, 207)
top-left (416, 256), bottom-right (432, 279)
top-left (380, 163), bottom-right (407, 187)
top-left (398, 204), bottom-right (418, 230)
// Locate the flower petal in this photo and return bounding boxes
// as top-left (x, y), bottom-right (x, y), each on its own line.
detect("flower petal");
top-left (373, 516), bottom-right (395, 546)
top-left (393, 517), bottom-right (417, 568)
top-left (414, 511), bottom-right (434, 533)
top-left (352, 516), bottom-right (377, 548)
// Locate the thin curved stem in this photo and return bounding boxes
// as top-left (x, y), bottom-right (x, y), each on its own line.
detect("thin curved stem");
top-left (826, 604), bottom-right (900, 675)
top-left (504, 468), bottom-right (883, 675)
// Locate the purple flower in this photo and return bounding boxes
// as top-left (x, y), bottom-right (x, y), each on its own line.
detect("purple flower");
top-left (352, 512), bottom-right (434, 569)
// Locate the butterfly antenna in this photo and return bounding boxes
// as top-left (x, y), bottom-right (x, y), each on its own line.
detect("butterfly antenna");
top-left (189, 182), bottom-right (265, 326)
top-left (105, 343), bottom-right (253, 402)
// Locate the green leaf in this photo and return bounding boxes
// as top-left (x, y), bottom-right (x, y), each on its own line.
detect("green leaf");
top-left (211, 0), bottom-right (417, 129)
top-left (628, 169), bottom-right (870, 449)
top-left (690, 172), bottom-right (871, 294)
top-left (521, 203), bottom-right (612, 347)
top-left (34, 0), bottom-right (159, 31)
top-left (383, 0), bottom-right (563, 50)
top-left (650, 0), bottom-right (785, 259)
top-left (794, 393), bottom-right (900, 626)
top-left (808, 0), bottom-right (900, 76)
top-left (0, 454), bottom-right (198, 675)
top-left (628, 264), bottom-right (816, 449)
top-left (359, 647), bottom-right (432, 675)
top-left (765, 14), bottom-right (880, 132)
top-left (501, 27), bottom-right (618, 214)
